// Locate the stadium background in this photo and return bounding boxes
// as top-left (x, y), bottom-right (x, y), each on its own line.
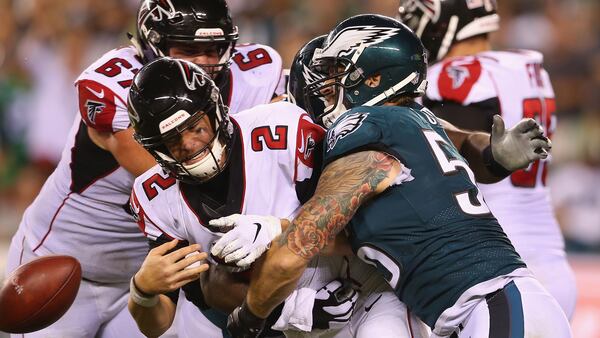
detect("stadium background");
top-left (0, 0), bottom-right (598, 336)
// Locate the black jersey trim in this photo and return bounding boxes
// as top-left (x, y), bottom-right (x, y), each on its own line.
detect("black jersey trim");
top-left (423, 97), bottom-right (500, 133)
top-left (180, 121), bottom-right (245, 226)
top-left (69, 121), bottom-right (120, 194)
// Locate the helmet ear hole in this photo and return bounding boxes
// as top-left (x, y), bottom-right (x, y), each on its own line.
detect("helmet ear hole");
top-left (364, 74), bottom-right (382, 89)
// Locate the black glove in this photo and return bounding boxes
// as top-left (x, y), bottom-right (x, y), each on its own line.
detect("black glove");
top-left (227, 301), bottom-right (266, 338)
top-left (312, 279), bottom-right (359, 330)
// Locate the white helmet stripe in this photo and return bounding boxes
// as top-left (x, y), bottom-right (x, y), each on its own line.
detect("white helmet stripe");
top-left (456, 14), bottom-right (500, 41)
top-left (363, 72), bottom-right (418, 107)
top-left (437, 15), bottom-right (459, 61)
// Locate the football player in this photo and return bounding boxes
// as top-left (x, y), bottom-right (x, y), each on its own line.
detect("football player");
top-left (397, 0), bottom-right (576, 319)
top-left (126, 58), bottom-right (429, 338)
top-left (4, 0), bottom-right (285, 337)
top-left (220, 15), bottom-right (571, 338)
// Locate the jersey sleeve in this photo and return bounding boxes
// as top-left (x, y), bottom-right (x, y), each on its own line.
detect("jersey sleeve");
top-left (76, 79), bottom-right (129, 132)
top-left (232, 44), bottom-right (284, 99)
top-left (294, 113), bottom-right (325, 203)
top-left (425, 56), bottom-right (501, 132)
top-left (130, 169), bottom-right (186, 241)
top-left (323, 109), bottom-right (387, 168)
top-left (75, 47), bottom-right (142, 132)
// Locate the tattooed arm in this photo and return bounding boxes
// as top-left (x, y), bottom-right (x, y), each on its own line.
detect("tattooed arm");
top-left (243, 150), bottom-right (402, 319)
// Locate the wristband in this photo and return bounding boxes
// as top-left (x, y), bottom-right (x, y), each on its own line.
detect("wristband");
top-left (239, 301), bottom-right (266, 332)
top-left (483, 144), bottom-right (512, 178)
top-left (130, 276), bottom-right (159, 307)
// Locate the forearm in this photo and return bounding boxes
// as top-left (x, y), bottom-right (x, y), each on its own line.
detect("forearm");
top-left (128, 295), bottom-right (176, 338)
top-left (442, 119), bottom-right (508, 183)
top-left (460, 132), bottom-right (507, 183)
top-left (245, 243), bottom-right (309, 318)
top-left (245, 151), bottom-right (399, 317)
top-left (201, 265), bottom-right (249, 313)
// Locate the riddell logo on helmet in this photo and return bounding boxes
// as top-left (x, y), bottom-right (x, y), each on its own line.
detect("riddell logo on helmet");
top-left (195, 28), bottom-right (224, 37)
top-left (160, 110), bottom-right (191, 134)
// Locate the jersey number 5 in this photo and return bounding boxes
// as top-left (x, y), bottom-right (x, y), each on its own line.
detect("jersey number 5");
top-left (423, 130), bottom-right (490, 216)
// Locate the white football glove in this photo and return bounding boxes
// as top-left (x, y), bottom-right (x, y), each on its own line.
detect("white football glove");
top-left (209, 214), bottom-right (282, 269)
top-left (491, 115), bottom-right (551, 171)
top-left (312, 279), bottom-right (359, 330)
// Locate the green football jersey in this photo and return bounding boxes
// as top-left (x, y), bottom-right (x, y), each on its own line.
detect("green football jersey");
top-left (324, 102), bottom-right (525, 327)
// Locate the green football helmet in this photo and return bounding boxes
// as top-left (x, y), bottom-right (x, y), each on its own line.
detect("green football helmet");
top-left (306, 14), bottom-right (427, 127)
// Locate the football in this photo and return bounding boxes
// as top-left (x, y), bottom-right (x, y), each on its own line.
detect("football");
top-left (0, 255), bottom-right (82, 333)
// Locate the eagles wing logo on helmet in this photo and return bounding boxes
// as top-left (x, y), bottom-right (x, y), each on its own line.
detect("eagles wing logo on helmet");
top-left (176, 61), bottom-right (208, 91)
top-left (301, 64), bottom-right (328, 105)
top-left (314, 26), bottom-right (400, 60)
top-left (302, 64), bottom-right (323, 86)
top-left (327, 112), bottom-right (369, 151)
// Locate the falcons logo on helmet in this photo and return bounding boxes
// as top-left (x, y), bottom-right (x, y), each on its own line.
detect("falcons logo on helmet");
top-left (400, 0), bottom-right (441, 23)
top-left (85, 100), bottom-right (105, 124)
top-left (314, 25), bottom-right (400, 60)
top-left (140, 0), bottom-right (177, 23)
top-left (327, 112), bottom-right (369, 151)
top-left (175, 61), bottom-right (208, 91)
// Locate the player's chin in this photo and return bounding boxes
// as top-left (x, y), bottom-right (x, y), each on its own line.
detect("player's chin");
top-left (184, 149), bottom-right (211, 166)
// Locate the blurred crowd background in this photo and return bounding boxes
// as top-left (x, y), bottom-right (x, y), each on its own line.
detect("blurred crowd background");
top-left (2, 0), bottom-right (598, 255)
top-left (0, 0), bottom-right (599, 335)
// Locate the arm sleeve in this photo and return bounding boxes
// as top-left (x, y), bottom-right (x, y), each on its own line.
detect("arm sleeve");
top-left (76, 79), bottom-right (130, 132)
top-left (294, 114), bottom-right (326, 203)
top-left (423, 96), bottom-right (500, 133)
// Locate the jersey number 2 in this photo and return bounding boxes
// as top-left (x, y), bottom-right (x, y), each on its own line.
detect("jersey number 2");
top-left (423, 130), bottom-right (490, 216)
top-left (251, 126), bottom-right (288, 151)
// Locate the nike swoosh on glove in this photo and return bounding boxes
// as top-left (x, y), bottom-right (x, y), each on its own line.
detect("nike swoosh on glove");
top-left (491, 114), bottom-right (551, 171)
top-left (209, 214), bottom-right (282, 269)
top-left (312, 279), bottom-right (359, 330)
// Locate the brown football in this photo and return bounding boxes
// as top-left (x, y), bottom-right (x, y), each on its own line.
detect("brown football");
top-left (0, 255), bottom-right (82, 333)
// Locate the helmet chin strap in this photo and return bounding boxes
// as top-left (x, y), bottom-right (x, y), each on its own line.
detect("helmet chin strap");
top-left (183, 130), bottom-right (226, 181)
top-left (363, 72), bottom-right (419, 107)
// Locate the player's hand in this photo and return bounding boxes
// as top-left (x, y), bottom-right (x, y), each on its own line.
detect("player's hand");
top-left (312, 279), bottom-right (359, 330)
top-left (490, 115), bottom-right (551, 171)
top-left (209, 214), bottom-right (282, 269)
top-left (227, 302), bottom-right (265, 338)
top-left (134, 239), bottom-right (208, 295)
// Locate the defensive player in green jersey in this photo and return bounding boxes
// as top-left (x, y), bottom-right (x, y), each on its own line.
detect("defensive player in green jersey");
top-left (221, 15), bottom-right (571, 338)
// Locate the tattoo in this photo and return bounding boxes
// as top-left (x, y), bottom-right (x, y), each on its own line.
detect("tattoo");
top-left (281, 151), bottom-right (396, 260)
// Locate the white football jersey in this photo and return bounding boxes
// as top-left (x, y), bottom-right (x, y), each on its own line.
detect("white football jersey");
top-left (130, 101), bottom-right (323, 251)
top-left (426, 50), bottom-right (563, 256)
top-left (18, 43), bottom-right (285, 283)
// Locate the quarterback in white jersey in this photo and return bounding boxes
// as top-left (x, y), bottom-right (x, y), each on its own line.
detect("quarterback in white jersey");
top-left (398, 0), bottom-right (576, 319)
top-left (5, 1), bottom-right (286, 337)
top-left (127, 57), bottom-right (428, 338)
